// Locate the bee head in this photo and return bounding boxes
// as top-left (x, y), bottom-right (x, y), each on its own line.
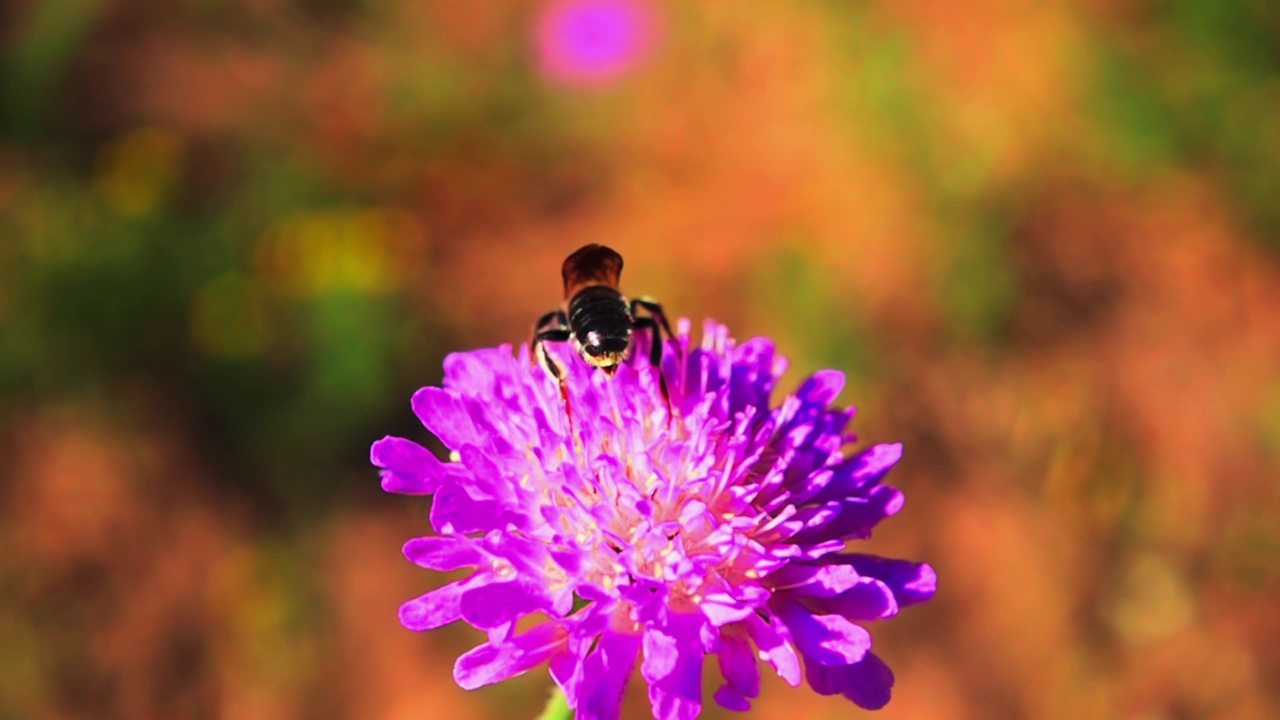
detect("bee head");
top-left (580, 331), bottom-right (629, 371)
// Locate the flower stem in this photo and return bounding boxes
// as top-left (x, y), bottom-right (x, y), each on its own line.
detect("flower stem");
top-left (536, 686), bottom-right (572, 720)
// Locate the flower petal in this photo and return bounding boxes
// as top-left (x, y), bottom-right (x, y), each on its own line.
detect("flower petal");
top-left (399, 577), bottom-right (480, 631)
top-left (430, 482), bottom-right (505, 535)
top-left (412, 387), bottom-right (478, 448)
top-left (700, 590), bottom-right (756, 626)
top-left (550, 610), bottom-right (610, 708)
top-left (402, 536), bottom-right (484, 571)
top-left (743, 613), bottom-right (801, 686)
top-left (810, 443), bottom-right (903, 503)
top-left (713, 685), bottom-right (752, 712)
top-left (776, 602), bottom-right (871, 666)
top-left (442, 347), bottom-right (512, 395)
top-left (453, 622), bottom-right (569, 690)
top-left (789, 485), bottom-right (904, 544)
top-left (801, 577), bottom-right (898, 620)
top-left (796, 369), bottom-right (845, 405)
top-left (576, 629), bottom-right (642, 720)
top-left (727, 338), bottom-right (781, 418)
top-left (717, 633), bottom-right (760, 699)
top-left (836, 555), bottom-right (938, 608)
top-left (804, 652), bottom-right (895, 710)
top-left (642, 626), bottom-right (705, 720)
top-left (370, 436), bottom-right (452, 494)
top-left (770, 563), bottom-right (863, 598)
top-left (459, 581), bottom-right (547, 629)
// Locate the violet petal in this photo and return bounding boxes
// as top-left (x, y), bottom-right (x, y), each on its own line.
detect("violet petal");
top-left (789, 485), bottom-right (904, 544)
top-left (576, 629), bottom-right (643, 720)
top-left (775, 601), bottom-right (871, 666)
top-left (713, 685), bottom-right (752, 712)
top-left (642, 622), bottom-right (705, 720)
top-left (804, 652), bottom-right (895, 710)
top-left (716, 632), bottom-right (760, 698)
top-left (834, 555), bottom-right (938, 608)
top-left (800, 577), bottom-right (899, 620)
top-left (810, 443), bottom-right (903, 504)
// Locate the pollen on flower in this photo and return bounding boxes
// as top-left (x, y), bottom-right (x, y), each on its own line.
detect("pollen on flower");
top-left (493, 558), bottom-right (517, 579)
top-left (373, 319), bottom-right (936, 719)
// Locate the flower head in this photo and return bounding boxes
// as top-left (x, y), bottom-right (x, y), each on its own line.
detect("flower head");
top-left (372, 320), bottom-right (935, 718)
top-left (534, 0), bottom-right (660, 87)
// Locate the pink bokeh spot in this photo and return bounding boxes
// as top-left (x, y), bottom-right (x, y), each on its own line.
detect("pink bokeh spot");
top-left (535, 0), bottom-right (660, 87)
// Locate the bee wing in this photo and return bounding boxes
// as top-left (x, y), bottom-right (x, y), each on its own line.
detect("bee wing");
top-left (561, 244), bottom-right (624, 297)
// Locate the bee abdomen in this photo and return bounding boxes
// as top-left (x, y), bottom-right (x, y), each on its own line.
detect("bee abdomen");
top-left (568, 286), bottom-right (631, 343)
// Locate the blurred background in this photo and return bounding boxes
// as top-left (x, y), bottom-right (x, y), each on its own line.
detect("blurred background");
top-left (2, 0), bottom-right (1279, 718)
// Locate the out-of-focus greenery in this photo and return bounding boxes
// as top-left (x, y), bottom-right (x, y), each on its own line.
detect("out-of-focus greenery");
top-left (2, 1), bottom-right (1279, 719)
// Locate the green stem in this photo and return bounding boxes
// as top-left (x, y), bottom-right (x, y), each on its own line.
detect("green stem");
top-left (535, 686), bottom-right (572, 720)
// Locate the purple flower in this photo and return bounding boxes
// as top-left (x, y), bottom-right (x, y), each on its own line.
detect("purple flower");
top-left (534, 0), bottom-right (660, 87)
top-left (373, 320), bottom-right (935, 719)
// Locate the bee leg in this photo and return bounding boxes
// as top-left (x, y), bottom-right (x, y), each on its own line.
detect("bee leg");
top-left (533, 329), bottom-right (572, 378)
top-left (529, 322), bottom-right (576, 427)
top-left (532, 324), bottom-right (573, 388)
top-left (630, 317), bottom-right (665, 370)
top-left (632, 316), bottom-right (673, 417)
top-left (629, 297), bottom-right (678, 359)
top-left (532, 310), bottom-right (569, 342)
top-left (531, 310), bottom-right (570, 367)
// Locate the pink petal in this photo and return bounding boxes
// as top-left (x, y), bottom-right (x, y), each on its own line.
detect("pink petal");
top-left (402, 536), bottom-right (484, 571)
top-left (453, 622), bottom-right (569, 690)
top-left (398, 577), bottom-right (480, 631)
top-left (370, 436), bottom-right (449, 494)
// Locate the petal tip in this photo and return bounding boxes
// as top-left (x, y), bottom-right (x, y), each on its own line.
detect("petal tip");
top-left (397, 600), bottom-right (429, 632)
top-left (713, 685), bottom-right (752, 712)
top-left (369, 435), bottom-right (399, 466)
top-left (914, 562), bottom-right (939, 597)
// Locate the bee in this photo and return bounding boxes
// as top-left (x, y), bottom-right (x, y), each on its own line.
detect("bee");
top-left (532, 244), bottom-right (675, 385)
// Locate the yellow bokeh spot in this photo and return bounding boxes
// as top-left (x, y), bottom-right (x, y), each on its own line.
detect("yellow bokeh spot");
top-left (254, 206), bottom-right (427, 296)
top-left (94, 127), bottom-right (183, 217)
top-left (191, 272), bottom-right (270, 358)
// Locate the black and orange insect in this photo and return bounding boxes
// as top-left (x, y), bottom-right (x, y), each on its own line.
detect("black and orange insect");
top-left (532, 244), bottom-right (674, 384)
